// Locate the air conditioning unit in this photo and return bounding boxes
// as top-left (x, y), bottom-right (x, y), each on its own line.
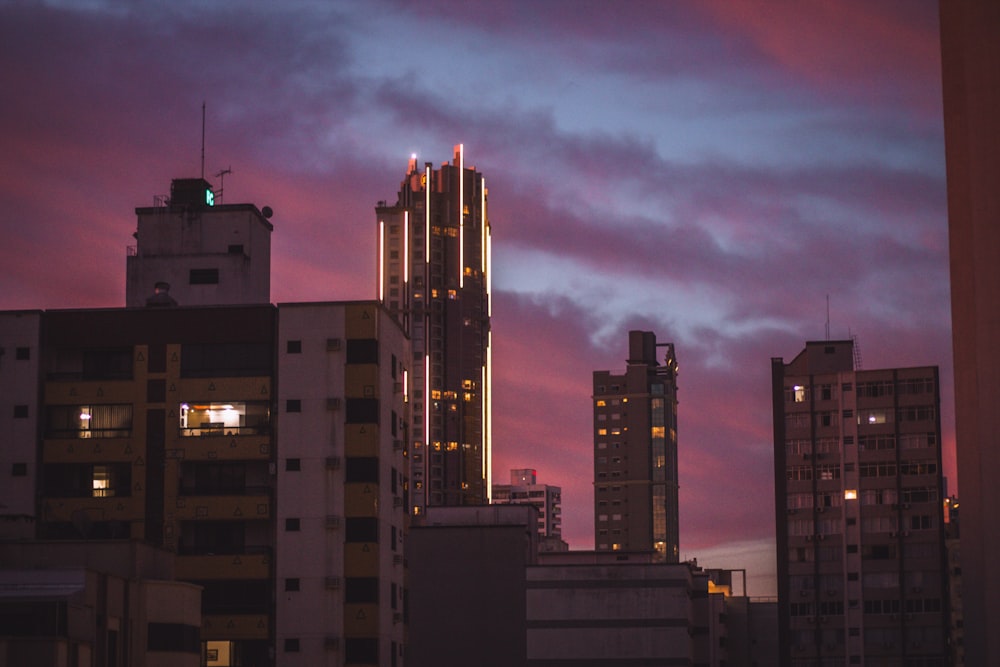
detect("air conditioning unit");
top-left (393, 439), bottom-right (404, 451)
top-left (327, 397), bottom-right (341, 410)
top-left (392, 612), bottom-right (402, 623)
top-left (816, 507), bottom-right (825, 513)
top-left (818, 534), bottom-right (826, 541)
top-left (326, 456), bottom-right (341, 470)
top-left (326, 338), bottom-right (342, 351)
top-left (325, 576), bottom-right (341, 589)
top-left (393, 554), bottom-right (403, 565)
top-left (325, 515), bottom-right (340, 529)
top-left (393, 497), bottom-right (403, 508)
top-left (324, 635), bottom-right (340, 650)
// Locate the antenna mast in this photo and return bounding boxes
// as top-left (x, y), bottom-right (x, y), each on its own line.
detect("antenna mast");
top-left (215, 167), bottom-right (233, 204)
top-left (200, 102), bottom-right (206, 180)
top-left (825, 294), bottom-right (831, 339)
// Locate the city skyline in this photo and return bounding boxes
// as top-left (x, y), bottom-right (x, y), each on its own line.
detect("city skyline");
top-left (0, 1), bottom-right (951, 596)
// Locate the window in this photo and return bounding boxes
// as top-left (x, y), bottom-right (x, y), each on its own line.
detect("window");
top-left (346, 339), bottom-right (379, 364)
top-left (11, 462), bottom-right (28, 476)
top-left (285, 518), bottom-right (301, 531)
top-left (147, 623), bottom-right (200, 654)
top-left (15, 346), bottom-right (30, 360)
top-left (283, 638), bottom-right (300, 653)
top-left (13, 405), bottom-right (28, 418)
top-left (285, 578), bottom-right (300, 592)
top-left (180, 343), bottom-right (271, 378)
top-left (345, 638), bottom-right (378, 663)
top-left (346, 517), bottom-right (378, 543)
top-left (46, 404), bottom-right (133, 438)
top-left (189, 268), bottom-right (219, 284)
top-left (178, 401), bottom-right (269, 436)
top-left (286, 399), bottom-right (301, 413)
top-left (285, 458), bottom-right (301, 472)
top-left (286, 340), bottom-right (302, 354)
top-left (346, 457), bottom-right (379, 483)
top-left (345, 577), bottom-right (379, 603)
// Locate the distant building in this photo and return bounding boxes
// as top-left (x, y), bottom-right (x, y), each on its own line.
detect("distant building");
top-left (771, 340), bottom-right (948, 666)
top-left (940, 2), bottom-right (1000, 663)
top-left (593, 330), bottom-right (679, 561)
top-left (492, 468), bottom-right (564, 545)
top-left (376, 145), bottom-right (492, 512)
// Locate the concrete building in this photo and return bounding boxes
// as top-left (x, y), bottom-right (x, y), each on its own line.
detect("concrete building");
top-left (2, 178), bottom-right (412, 666)
top-left (126, 177), bottom-right (272, 308)
top-left (492, 468), bottom-right (564, 545)
top-left (275, 301), bottom-right (409, 667)
top-left (940, 2), bottom-right (1000, 663)
top-left (375, 145), bottom-right (492, 512)
top-left (592, 330), bottom-right (679, 561)
top-left (771, 340), bottom-right (948, 666)
top-left (0, 310), bottom-right (41, 539)
top-left (0, 541), bottom-right (201, 667)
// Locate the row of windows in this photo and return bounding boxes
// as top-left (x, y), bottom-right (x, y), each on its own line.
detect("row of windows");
top-left (785, 461), bottom-right (939, 480)
top-left (787, 378), bottom-right (935, 404)
top-left (786, 433), bottom-right (937, 455)
top-left (786, 407), bottom-right (936, 428)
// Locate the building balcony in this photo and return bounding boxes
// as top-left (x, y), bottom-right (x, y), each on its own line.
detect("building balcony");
top-left (173, 494), bottom-right (271, 521)
top-left (202, 614), bottom-right (270, 641)
top-left (176, 551), bottom-right (271, 581)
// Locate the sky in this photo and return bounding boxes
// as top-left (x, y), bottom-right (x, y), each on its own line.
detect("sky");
top-left (0, 0), bottom-right (951, 596)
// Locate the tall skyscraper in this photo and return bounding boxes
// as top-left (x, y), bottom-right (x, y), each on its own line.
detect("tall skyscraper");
top-left (940, 2), bottom-right (1000, 663)
top-left (771, 340), bottom-right (948, 666)
top-left (592, 330), bottom-right (679, 561)
top-left (492, 468), bottom-right (563, 544)
top-left (376, 145), bottom-right (491, 513)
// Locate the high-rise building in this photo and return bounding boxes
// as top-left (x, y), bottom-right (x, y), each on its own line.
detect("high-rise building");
top-left (126, 177), bottom-right (273, 307)
top-left (376, 145), bottom-right (491, 512)
top-left (492, 468), bottom-right (563, 543)
top-left (592, 330), bottom-right (679, 561)
top-left (771, 340), bottom-right (948, 666)
top-left (940, 2), bottom-right (1000, 663)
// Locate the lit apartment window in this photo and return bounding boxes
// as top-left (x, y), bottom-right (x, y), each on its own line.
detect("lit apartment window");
top-left (178, 402), bottom-right (269, 436)
top-left (92, 465), bottom-right (115, 497)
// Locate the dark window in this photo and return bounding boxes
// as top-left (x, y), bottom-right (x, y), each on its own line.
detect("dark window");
top-left (391, 353), bottom-right (397, 379)
top-left (286, 399), bottom-right (301, 413)
top-left (346, 398), bottom-right (379, 423)
top-left (345, 517), bottom-right (378, 543)
top-left (13, 405), bottom-right (28, 418)
top-left (83, 348), bottom-right (133, 380)
top-left (11, 463), bottom-right (28, 477)
top-left (194, 580), bottom-right (270, 614)
top-left (345, 638), bottom-right (378, 663)
top-left (189, 268), bottom-right (219, 284)
top-left (346, 339), bottom-right (379, 365)
top-left (346, 457), bottom-right (379, 483)
top-left (147, 379), bottom-right (166, 403)
top-left (285, 458), bottom-right (301, 472)
top-left (285, 578), bottom-right (300, 592)
top-left (178, 520), bottom-right (251, 555)
top-left (147, 623), bottom-right (200, 653)
top-left (345, 577), bottom-right (379, 603)
top-left (283, 638), bottom-right (300, 653)
top-left (15, 347), bottom-right (29, 360)
top-left (147, 344), bottom-right (166, 373)
top-left (286, 340), bottom-right (302, 354)
top-left (285, 518), bottom-right (301, 532)
top-left (180, 343), bottom-right (272, 378)
top-left (228, 244), bottom-right (244, 255)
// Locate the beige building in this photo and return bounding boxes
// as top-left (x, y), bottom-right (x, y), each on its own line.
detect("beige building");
top-left (492, 468), bottom-right (563, 544)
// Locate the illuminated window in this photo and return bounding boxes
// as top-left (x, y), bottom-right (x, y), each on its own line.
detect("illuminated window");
top-left (844, 489), bottom-right (858, 500)
top-left (178, 401), bottom-right (270, 436)
top-left (92, 465), bottom-right (115, 497)
top-left (596, 400), bottom-right (607, 407)
top-left (794, 385), bottom-right (806, 402)
top-left (597, 428), bottom-right (608, 436)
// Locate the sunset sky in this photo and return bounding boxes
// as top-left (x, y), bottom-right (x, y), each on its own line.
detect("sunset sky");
top-left (0, 0), bottom-right (950, 595)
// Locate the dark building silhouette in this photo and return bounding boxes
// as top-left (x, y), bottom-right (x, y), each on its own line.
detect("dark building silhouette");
top-left (592, 330), bottom-right (679, 561)
top-left (940, 1), bottom-right (1000, 664)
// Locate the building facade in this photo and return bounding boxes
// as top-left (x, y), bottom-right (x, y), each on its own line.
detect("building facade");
top-left (771, 340), bottom-right (948, 666)
top-left (592, 330), bottom-right (679, 561)
top-left (492, 468), bottom-right (563, 543)
top-left (375, 145), bottom-right (491, 513)
top-left (126, 177), bottom-right (273, 308)
top-left (940, 2), bottom-right (1000, 663)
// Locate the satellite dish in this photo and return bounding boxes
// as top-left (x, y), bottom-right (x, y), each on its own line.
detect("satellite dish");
top-left (262, 206), bottom-right (273, 219)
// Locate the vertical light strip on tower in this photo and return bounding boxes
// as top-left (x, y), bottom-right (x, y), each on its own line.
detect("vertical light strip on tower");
top-left (378, 220), bottom-right (385, 301)
top-left (424, 354), bottom-right (430, 453)
top-left (481, 177), bottom-right (487, 274)
top-left (458, 143), bottom-right (464, 288)
top-left (403, 211), bottom-right (409, 284)
top-left (486, 229), bottom-right (492, 317)
top-left (485, 333), bottom-right (492, 500)
top-left (424, 166), bottom-right (431, 261)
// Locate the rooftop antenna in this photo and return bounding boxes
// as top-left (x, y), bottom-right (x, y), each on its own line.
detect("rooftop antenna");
top-left (825, 294), bottom-right (831, 340)
top-left (850, 329), bottom-right (863, 370)
top-left (215, 167), bottom-right (232, 204)
top-left (200, 102), bottom-right (206, 180)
